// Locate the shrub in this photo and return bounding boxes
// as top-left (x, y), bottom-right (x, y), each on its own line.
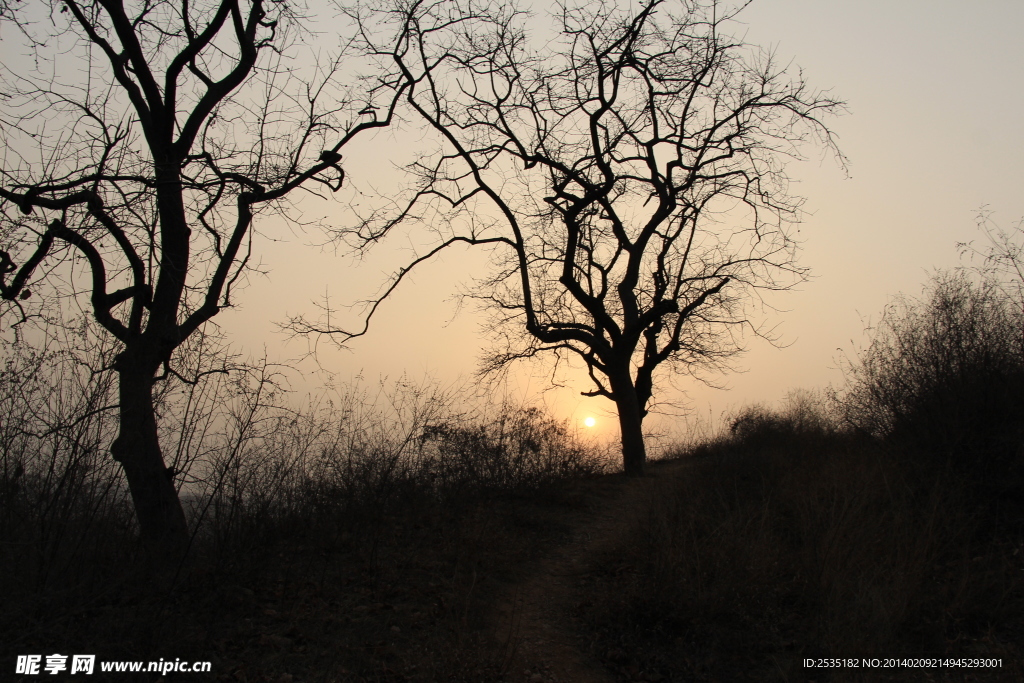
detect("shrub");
top-left (0, 326), bottom-right (134, 594)
top-left (840, 271), bottom-right (1024, 490)
top-left (0, 324), bottom-right (606, 585)
top-left (728, 390), bottom-right (837, 447)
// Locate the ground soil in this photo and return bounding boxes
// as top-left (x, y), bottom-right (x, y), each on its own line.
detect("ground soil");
top-left (11, 451), bottom-right (1023, 682)
top-left (482, 459), bottom-right (689, 683)
top-left (9, 464), bottom-right (687, 683)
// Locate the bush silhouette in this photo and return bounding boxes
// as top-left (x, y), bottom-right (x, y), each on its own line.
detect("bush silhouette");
top-left (842, 271), bottom-right (1024, 491)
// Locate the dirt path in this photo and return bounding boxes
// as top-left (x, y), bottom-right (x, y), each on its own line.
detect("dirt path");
top-left (486, 460), bottom-right (688, 683)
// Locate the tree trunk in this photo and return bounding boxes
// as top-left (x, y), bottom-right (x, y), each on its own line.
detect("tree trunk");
top-left (610, 371), bottom-right (647, 476)
top-left (110, 351), bottom-right (189, 570)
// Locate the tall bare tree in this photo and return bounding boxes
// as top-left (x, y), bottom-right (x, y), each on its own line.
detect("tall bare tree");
top-left (344, 0), bottom-right (845, 475)
top-left (0, 0), bottom-right (410, 564)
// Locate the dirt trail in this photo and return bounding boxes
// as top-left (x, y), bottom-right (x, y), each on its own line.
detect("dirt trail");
top-left (486, 460), bottom-right (688, 683)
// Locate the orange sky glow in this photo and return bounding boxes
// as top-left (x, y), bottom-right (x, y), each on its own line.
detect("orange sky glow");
top-left (5, 0), bottom-right (1019, 450)
top-left (207, 0), bottom-right (1024, 449)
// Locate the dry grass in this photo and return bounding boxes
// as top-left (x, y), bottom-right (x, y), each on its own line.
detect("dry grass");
top-left (577, 413), bottom-right (1024, 683)
top-left (0, 340), bottom-right (608, 682)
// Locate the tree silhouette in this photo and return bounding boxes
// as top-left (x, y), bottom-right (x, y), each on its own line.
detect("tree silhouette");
top-left (345, 0), bottom-right (845, 474)
top-left (0, 0), bottom-right (410, 565)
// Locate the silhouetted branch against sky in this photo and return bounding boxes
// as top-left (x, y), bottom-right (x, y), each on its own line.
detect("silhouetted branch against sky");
top-left (0, 0), bottom-right (418, 562)
top-left (958, 211), bottom-right (1024, 309)
top-left (335, 0), bottom-right (845, 473)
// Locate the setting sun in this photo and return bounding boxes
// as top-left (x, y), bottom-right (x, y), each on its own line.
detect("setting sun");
top-left (584, 417), bottom-right (596, 428)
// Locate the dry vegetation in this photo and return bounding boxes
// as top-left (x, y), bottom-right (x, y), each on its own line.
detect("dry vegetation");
top-left (0, 333), bottom-right (609, 681)
top-left (578, 272), bottom-right (1024, 682)
top-left (3, 271), bottom-right (1023, 682)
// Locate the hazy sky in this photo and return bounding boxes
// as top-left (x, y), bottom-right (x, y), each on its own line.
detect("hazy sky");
top-left (209, 0), bottom-right (1024, 444)
top-left (8, 0), bottom-right (1018, 445)
top-left (213, 0), bottom-right (1024, 443)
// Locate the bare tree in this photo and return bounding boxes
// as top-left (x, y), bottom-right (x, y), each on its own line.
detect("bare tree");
top-left (0, 0), bottom-right (411, 564)
top-left (341, 0), bottom-right (845, 474)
